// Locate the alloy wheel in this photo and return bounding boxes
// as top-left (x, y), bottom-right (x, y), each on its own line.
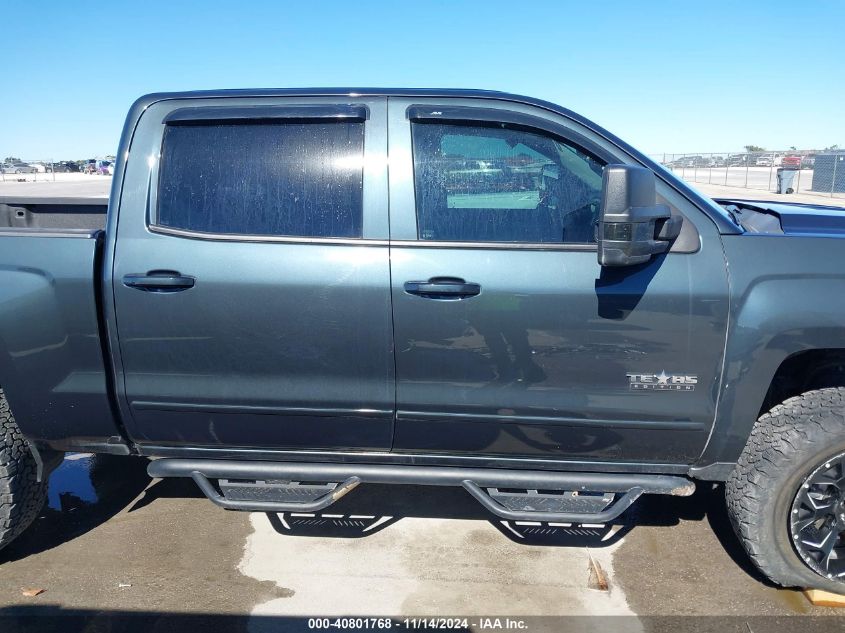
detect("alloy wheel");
top-left (791, 451), bottom-right (845, 581)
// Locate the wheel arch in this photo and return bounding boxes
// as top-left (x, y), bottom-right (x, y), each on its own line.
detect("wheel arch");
top-left (702, 234), bottom-right (845, 467)
top-left (699, 282), bottom-right (845, 472)
top-left (761, 349), bottom-right (845, 416)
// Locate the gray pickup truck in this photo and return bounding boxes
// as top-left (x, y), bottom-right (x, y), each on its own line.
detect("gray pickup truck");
top-left (2, 89), bottom-right (845, 591)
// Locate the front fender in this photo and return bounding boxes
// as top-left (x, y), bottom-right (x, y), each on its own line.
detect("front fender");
top-left (697, 235), bottom-right (845, 468)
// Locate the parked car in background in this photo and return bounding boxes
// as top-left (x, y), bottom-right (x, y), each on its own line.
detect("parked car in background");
top-left (0, 162), bottom-right (38, 174)
top-left (675, 155), bottom-right (702, 168)
top-left (756, 155), bottom-right (773, 167)
top-left (29, 162), bottom-right (48, 173)
top-left (801, 155), bottom-right (816, 169)
top-left (692, 156), bottom-right (716, 168)
top-left (781, 155), bottom-right (802, 169)
top-left (48, 161), bottom-right (81, 173)
top-left (95, 160), bottom-right (113, 175)
top-left (728, 154), bottom-right (750, 166)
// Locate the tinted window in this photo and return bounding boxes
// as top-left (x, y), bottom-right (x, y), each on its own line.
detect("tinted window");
top-left (411, 123), bottom-right (604, 243)
top-left (157, 121), bottom-right (364, 238)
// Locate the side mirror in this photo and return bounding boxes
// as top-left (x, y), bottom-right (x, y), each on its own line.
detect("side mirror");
top-left (596, 165), bottom-right (682, 267)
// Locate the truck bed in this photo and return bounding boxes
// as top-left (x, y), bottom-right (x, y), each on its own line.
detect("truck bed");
top-left (0, 196), bottom-right (108, 231)
top-left (0, 197), bottom-right (118, 450)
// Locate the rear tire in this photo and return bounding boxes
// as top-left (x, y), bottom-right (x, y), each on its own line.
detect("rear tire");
top-left (726, 387), bottom-right (845, 590)
top-left (0, 389), bottom-right (47, 552)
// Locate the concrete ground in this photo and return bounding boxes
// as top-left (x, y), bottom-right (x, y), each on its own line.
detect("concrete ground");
top-left (667, 165), bottom-right (845, 208)
top-left (0, 455), bottom-right (843, 632)
top-left (0, 172), bottom-right (111, 199)
top-left (689, 181), bottom-right (845, 208)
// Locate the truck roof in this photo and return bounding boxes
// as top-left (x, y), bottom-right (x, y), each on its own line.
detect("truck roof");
top-left (132, 88), bottom-right (588, 128)
top-left (136, 87), bottom-right (557, 103)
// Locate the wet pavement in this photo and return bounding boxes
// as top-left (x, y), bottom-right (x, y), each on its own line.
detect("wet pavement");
top-left (0, 454), bottom-right (274, 631)
top-left (0, 454), bottom-right (843, 632)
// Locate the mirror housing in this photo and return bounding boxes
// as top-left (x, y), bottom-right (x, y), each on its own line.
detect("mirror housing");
top-left (596, 165), bottom-right (681, 267)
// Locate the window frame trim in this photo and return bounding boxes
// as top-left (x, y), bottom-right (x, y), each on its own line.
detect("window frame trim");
top-left (389, 239), bottom-right (595, 251)
top-left (407, 104), bottom-right (616, 165)
top-left (163, 104), bottom-right (370, 125)
top-left (405, 104), bottom-right (613, 249)
top-left (148, 112), bottom-right (370, 243)
top-left (148, 223), bottom-right (388, 246)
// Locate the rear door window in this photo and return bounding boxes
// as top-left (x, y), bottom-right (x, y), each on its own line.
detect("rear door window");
top-left (157, 120), bottom-right (364, 238)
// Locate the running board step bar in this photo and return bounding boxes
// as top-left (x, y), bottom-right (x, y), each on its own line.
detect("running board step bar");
top-left (462, 482), bottom-right (642, 523)
top-left (147, 459), bottom-right (694, 522)
top-left (193, 473), bottom-right (362, 513)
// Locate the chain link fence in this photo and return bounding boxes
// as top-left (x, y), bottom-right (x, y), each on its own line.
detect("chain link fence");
top-left (650, 150), bottom-right (845, 199)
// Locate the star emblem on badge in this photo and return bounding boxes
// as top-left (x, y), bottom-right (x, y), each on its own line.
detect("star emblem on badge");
top-left (656, 370), bottom-right (670, 385)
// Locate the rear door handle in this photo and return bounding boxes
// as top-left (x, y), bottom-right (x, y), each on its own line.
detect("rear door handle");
top-left (404, 277), bottom-right (481, 300)
top-left (122, 271), bottom-right (195, 292)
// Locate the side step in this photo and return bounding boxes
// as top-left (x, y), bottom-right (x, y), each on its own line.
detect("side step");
top-left (192, 473), bottom-right (361, 513)
top-left (462, 482), bottom-right (642, 523)
top-left (148, 459), bottom-right (694, 523)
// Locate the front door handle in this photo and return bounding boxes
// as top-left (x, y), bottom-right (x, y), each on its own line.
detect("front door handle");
top-left (122, 270), bottom-right (195, 292)
top-left (404, 277), bottom-right (481, 300)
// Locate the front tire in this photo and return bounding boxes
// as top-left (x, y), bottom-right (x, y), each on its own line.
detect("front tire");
top-left (726, 387), bottom-right (845, 590)
top-left (0, 389), bottom-right (47, 552)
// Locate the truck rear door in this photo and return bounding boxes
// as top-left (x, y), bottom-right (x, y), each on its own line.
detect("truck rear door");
top-left (111, 97), bottom-right (393, 451)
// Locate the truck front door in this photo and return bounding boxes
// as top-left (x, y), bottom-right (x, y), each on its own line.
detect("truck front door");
top-left (386, 98), bottom-right (730, 465)
top-left (111, 97), bottom-right (394, 451)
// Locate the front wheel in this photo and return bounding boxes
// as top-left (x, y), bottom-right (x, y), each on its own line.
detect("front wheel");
top-left (727, 387), bottom-right (845, 590)
top-left (0, 389), bottom-right (48, 552)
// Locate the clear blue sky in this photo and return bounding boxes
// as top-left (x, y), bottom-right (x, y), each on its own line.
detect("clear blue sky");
top-left (2, 0), bottom-right (843, 159)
